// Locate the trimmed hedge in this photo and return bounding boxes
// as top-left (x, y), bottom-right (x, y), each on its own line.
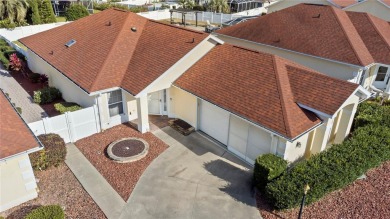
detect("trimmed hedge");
top-left (265, 124), bottom-right (390, 209)
top-left (65, 5), bottom-right (89, 21)
top-left (33, 87), bottom-right (61, 104)
top-left (29, 134), bottom-right (67, 170)
top-left (54, 102), bottom-right (82, 114)
top-left (24, 205), bottom-right (64, 219)
top-left (354, 101), bottom-right (390, 128)
top-left (29, 73), bottom-right (41, 83)
top-left (254, 154), bottom-right (287, 192)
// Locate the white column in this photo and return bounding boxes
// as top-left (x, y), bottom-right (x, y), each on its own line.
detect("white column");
top-left (311, 118), bottom-right (333, 154)
top-left (136, 95), bottom-right (150, 133)
top-left (334, 106), bottom-right (357, 144)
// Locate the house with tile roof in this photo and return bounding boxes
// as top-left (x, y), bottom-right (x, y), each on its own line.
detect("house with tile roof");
top-left (0, 91), bottom-right (42, 212)
top-left (216, 3), bottom-right (390, 100)
top-left (19, 8), bottom-right (367, 164)
top-left (266, 0), bottom-right (390, 21)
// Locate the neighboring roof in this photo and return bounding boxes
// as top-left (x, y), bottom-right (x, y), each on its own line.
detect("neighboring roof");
top-left (175, 44), bottom-right (359, 139)
top-left (20, 8), bottom-right (207, 95)
top-left (217, 3), bottom-right (390, 66)
top-left (0, 91), bottom-right (40, 159)
top-left (330, 0), bottom-right (357, 8)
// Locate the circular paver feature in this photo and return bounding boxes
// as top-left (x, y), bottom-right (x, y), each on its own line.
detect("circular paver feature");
top-left (107, 138), bottom-right (149, 163)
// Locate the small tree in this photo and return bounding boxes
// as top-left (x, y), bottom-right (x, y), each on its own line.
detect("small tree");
top-left (178, 0), bottom-right (195, 9)
top-left (65, 4), bottom-right (89, 21)
top-left (208, 0), bottom-right (230, 13)
top-left (27, 0), bottom-right (41, 25)
top-left (38, 0), bottom-right (56, 24)
top-left (9, 53), bottom-right (22, 71)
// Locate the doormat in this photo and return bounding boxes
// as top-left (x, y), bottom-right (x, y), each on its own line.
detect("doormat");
top-left (169, 119), bottom-right (195, 136)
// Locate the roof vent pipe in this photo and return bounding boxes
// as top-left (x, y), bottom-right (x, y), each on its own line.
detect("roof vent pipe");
top-left (131, 27), bottom-right (137, 32)
top-left (312, 14), bottom-right (321, 18)
top-left (107, 21), bottom-right (112, 26)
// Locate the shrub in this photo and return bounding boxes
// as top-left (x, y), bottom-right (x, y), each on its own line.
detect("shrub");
top-left (192, 5), bottom-right (206, 11)
top-left (253, 154), bottom-right (287, 192)
top-left (9, 53), bottom-right (22, 71)
top-left (0, 39), bottom-right (7, 46)
top-left (93, 3), bottom-right (147, 12)
top-left (38, 0), bottom-right (57, 24)
top-left (24, 205), bottom-right (64, 219)
top-left (16, 107), bottom-right (22, 114)
top-left (0, 54), bottom-right (9, 69)
top-left (33, 87), bottom-right (61, 104)
top-left (65, 4), bottom-right (89, 21)
top-left (27, 0), bottom-right (42, 25)
top-left (29, 134), bottom-right (67, 170)
top-left (40, 74), bottom-right (49, 86)
top-left (354, 101), bottom-right (390, 129)
top-left (29, 73), bottom-right (41, 83)
top-left (0, 19), bottom-right (16, 29)
top-left (54, 102), bottom-right (82, 114)
top-left (265, 124), bottom-right (390, 210)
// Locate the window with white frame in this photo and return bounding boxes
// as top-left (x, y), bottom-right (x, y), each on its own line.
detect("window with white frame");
top-left (375, 66), bottom-right (388, 81)
top-left (108, 90), bottom-right (123, 117)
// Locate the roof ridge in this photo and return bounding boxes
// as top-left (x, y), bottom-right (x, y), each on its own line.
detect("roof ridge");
top-left (330, 7), bottom-right (371, 65)
top-left (366, 13), bottom-right (390, 52)
top-left (90, 12), bottom-right (147, 91)
top-left (271, 55), bottom-right (292, 137)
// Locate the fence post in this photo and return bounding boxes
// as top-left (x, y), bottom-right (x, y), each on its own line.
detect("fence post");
top-left (211, 13), bottom-right (213, 24)
top-left (65, 112), bottom-right (74, 143)
top-left (42, 117), bottom-right (51, 134)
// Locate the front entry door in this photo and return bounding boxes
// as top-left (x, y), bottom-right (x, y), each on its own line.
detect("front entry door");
top-left (148, 91), bottom-right (161, 115)
top-left (373, 66), bottom-right (390, 90)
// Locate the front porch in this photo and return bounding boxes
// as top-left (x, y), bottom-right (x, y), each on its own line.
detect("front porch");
top-left (129, 115), bottom-right (171, 132)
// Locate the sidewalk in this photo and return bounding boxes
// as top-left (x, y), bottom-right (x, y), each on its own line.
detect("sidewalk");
top-left (0, 66), bottom-right (47, 123)
top-left (65, 143), bottom-right (125, 219)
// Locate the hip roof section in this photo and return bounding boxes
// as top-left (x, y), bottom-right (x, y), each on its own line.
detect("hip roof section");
top-left (0, 91), bottom-right (39, 159)
top-left (174, 44), bottom-right (358, 139)
top-left (20, 8), bottom-right (207, 95)
top-left (217, 3), bottom-right (390, 66)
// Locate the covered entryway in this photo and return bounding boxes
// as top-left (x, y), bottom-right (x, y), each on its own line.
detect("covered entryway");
top-left (228, 115), bottom-right (272, 164)
top-left (198, 100), bottom-right (230, 145)
top-left (148, 90), bottom-right (168, 115)
top-left (373, 66), bottom-right (390, 90)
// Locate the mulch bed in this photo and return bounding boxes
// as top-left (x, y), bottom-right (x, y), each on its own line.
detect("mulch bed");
top-left (257, 161), bottom-right (390, 219)
top-left (0, 164), bottom-right (106, 219)
top-left (75, 124), bottom-right (169, 201)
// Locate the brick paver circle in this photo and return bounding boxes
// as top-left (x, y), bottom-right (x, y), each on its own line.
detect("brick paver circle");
top-left (107, 138), bottom-right (149, 163)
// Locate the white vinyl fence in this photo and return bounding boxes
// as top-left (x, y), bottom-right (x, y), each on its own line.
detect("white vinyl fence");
top-left (0, 22), bottom-right (69, 42)
top-left (28, 106), bottom-right (101, 143)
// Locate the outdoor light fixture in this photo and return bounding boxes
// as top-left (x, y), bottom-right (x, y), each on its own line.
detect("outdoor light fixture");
top-left (298, 184), bottom-right (310, 219)
top-left (296, 142), bottom-right (301, 148)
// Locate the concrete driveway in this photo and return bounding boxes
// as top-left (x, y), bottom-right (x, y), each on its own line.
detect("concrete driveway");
top-left (119, 127), bottom-right (261, 219)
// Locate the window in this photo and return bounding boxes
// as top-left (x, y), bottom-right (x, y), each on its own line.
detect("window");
top-left (108, 90), bottom-right (123, 117)
top-left (375, 66), bottom-right (388, 81)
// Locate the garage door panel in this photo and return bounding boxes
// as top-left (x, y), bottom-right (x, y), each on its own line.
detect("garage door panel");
top-left (247, 125), bottom-right (272, 158)
top-left (199, 100), bottom-right (229, 145)
top-left (228, 115), bottom-right (249, 156)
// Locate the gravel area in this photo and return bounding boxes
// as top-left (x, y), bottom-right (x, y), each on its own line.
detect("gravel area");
top-left (0, 164), bottom-right (106, 219)
top-left (75, 124), bottom-right (169, 201)
top-left (257, 161), bottom-right (390, 219)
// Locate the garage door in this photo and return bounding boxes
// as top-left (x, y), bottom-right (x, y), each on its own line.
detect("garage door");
top-left (199, 100), bottom-right (230, 145)
top-left (228, 115), bottom-right (272, 164)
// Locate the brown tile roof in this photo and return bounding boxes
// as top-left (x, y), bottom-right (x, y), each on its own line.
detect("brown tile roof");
top-left (347, 11), bottom-right (390, 64)
top-left (19, 9), bottom-right (207, 95)
top-left (175, 44), bottom-right (357, 139)
top-left (217, 3), bottom-right (390, 66)
top-left (0, 91), bottom-right (39, 159)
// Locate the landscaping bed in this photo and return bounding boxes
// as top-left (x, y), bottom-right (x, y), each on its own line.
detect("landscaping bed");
top-left (0, 164), bottom-right (106, 219)
top-left (75, 124), bottom-right (169, 201)
top-left (256, 160), bottom-right (390, 219)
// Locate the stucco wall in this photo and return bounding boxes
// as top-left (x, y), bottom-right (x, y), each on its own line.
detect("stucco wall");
top-left (169, 87), bottom-right (198, 129)
top-left (27, 50), bottom-right (95, 107)
top-left (216, 35), bottom-right (363, 82)
top-left (345, 0), bottom-right (390, 21)
top-left (0, 154), bottom-right (38, 212)
top-left (284, 132), bottom-right (310, 162)
top-left (267, 0), bottom-right (330, 13)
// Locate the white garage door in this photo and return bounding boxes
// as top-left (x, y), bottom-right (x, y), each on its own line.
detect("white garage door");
top-left (228, 115), bottom-right (272, 164)
top-left (199, 100), bottom-right (230, 145)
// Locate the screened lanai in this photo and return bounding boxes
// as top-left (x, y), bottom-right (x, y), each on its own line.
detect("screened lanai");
top-left (228, 0), bottom-right (262, 13)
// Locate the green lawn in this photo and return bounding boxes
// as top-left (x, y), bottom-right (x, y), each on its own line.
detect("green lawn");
top-left (56, 16), bottom-right (67, 22)
top-left (93, 9), bottom-right (101, 14)
top-left (12, 41), bottom-right (27, 51)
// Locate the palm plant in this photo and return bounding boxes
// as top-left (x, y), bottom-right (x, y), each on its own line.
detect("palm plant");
top-left (0, 0), bottom-right (29, 23)
top-left (178, 0), bottom-right (195, 9)
top-left (208, 0), bottom-right (230, 13)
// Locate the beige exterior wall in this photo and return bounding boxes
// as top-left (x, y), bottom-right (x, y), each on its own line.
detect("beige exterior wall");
top-left (27, 50), bottom-right (95, 107)
top-left (169, 87), bottom-right (198, 129)
top-left (284, 132), bottom-right (310, 162)
top-left (216, 36), bottom-right (363, 82)
top-left (345, 0), bottom-right (390, 21)
top-left (0, 154), bottom-right (37, 212)
top-left (267, 0), bottom-right (330, 13)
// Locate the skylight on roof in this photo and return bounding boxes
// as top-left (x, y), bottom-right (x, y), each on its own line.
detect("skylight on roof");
top-left (65, 39), bottom-right (76, 47)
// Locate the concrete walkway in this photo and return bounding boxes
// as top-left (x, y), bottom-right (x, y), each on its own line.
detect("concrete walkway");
top-left (65, 143), bottom-right (125, 219)
top-left (119, 127), bottom-right (261, 219)
top-left (0, 66), bottom-right (47, 123)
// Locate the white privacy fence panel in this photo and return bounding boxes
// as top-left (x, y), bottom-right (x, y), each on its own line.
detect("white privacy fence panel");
top-left (28, 106), bottom-right (100, 143)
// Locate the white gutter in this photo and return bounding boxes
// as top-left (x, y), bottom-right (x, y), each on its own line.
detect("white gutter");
top-left (172, 84), bottom-right (323, 142)
top-left (0, 147), bottom-right (43, 163)
top-left (214, 34), bottom-right (365, 69)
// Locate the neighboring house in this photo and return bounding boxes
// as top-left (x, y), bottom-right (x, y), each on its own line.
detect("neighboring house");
top-left (0, 91), bottom-right (42, 212)
top-left (216, 3), bottom-right (390, 99)
top-left (19, 8), bottom-right (368, 164)
top-left (266, 0), bottom-right (390, 21)
top-left (173, 44), bottom-right (366, 163)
